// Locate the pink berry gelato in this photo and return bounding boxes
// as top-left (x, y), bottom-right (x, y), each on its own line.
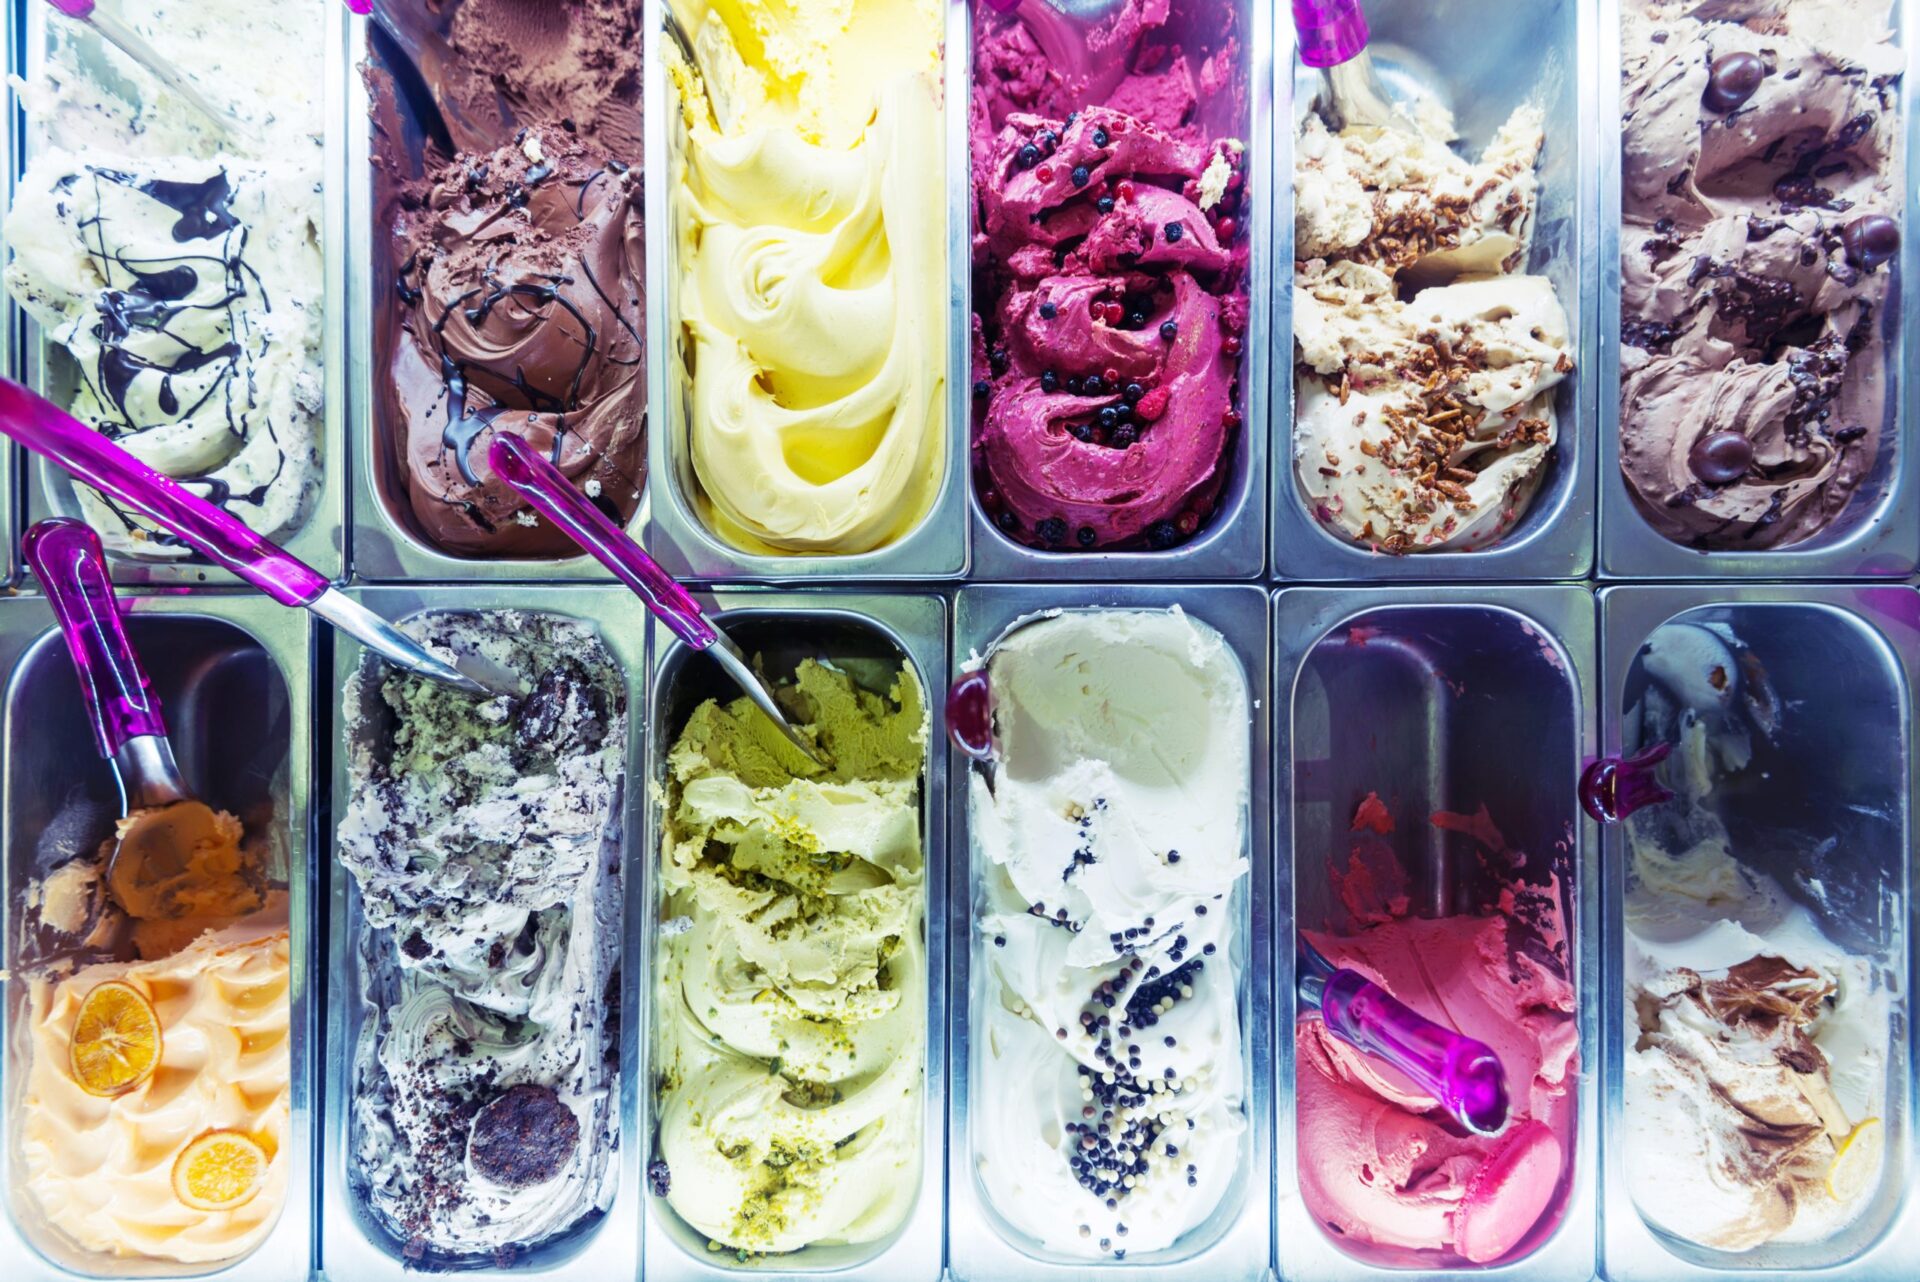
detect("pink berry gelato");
top-left (1297, 795), bottom-right (1578, 1264)
top-left (970, 0), bottom-right (1249, 551)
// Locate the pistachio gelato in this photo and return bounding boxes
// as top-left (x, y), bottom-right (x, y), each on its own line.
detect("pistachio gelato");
top-left (652, 659), bottom-right (927, 1256)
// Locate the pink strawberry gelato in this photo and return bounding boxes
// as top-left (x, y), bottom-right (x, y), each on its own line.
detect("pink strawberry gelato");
top-left (1297, 796), bottom-right (1578, 1264)
top-left (971, 0), bottom-right (1249, 551)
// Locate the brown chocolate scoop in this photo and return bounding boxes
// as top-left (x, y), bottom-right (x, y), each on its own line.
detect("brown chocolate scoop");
top-left (469, 1084), bottom-right (580, 1190)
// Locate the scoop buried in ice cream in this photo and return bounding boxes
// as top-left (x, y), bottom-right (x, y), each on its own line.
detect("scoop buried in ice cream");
top-left (1617, 0), bottom-right (1903, 549)
top-left (654, 657), bottom-right (928, 1254)
top-left (971, 2), bottom-right (1250, 551)
top-left (374, 0), bottom-right (647, 557)
top-left (1297, 795), bottom-right (1577, 1264)
top-left (1292, 93), bottom-right (1574, 553)
top-left (1621, 620), bottom-right (1890, 1250)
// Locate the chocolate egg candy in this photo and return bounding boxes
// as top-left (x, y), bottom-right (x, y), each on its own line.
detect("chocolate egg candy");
top-left (1702, 52), bottom-right (1765, 113)
top-left (1841, 214), bottom-right (1900, 271)
top-left (1688, 432), bottom-right (1755, 486)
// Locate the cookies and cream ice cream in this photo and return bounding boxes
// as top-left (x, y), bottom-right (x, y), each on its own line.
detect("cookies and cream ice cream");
top-left (373, 0), bottom-right (647, 557)
top-left (666, 0), bottom-right (947, 555)
top-left (1619, 0), bottom-right (1902, 549)
top-left (1622, 621), bottom-right (1889, 1249)
top-left (653, 658), bottom-right (928, 1255)
top-left (1295, 796), bottom-right (1578, 1264)
top-left (338, 611), bottom-right (626, 1259)
top-left (5, 0), bottom-right (326, 558)
top-left (970, 1), bottom-right (1250, 551)
top-left (1293, 101), bottom-right (1574, 553)
top-left (968, 609), bottom-right (1251, 1257)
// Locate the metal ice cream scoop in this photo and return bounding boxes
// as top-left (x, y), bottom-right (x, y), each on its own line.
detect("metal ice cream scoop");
top-left (42, 0), bottom-right (259, 146)
top-left (486, 434), bottom-right (822, 765)
top-left (1299, 937), bottom-right (1510, 1136)
top-left (23, 518), bottom-right (248, 923)
top-left (0, 378), bottom-right (501, 699)
top-left (1291, 0), bottom-right (1396, 130)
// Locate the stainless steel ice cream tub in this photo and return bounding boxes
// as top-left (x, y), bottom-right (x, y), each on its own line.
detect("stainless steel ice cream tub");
top-left (641, 592), bottom-right (946, 1280)
top-left (1272, 0), bottom-right (1598, 581)
top-left (8, 2), bottom-right (350, 588)
top-left (321, 585), bottom-right (647, 1280)
top-left (0, 591), bottom-right (316, 1281)
top-left (964, 2), bottom-right (1273, 582)
top-left (1272, 586), bottom-right (1598, 1280)
top-left (1596, 1), bottom-right (1919, 578)
top-left (345, 10), bottom-right (643, 584)
top-left (1596, 585), bottom-right (1920, 1279)
top-left (948, 584), bottom-right (1273, 1282)
top-left (641, 0), bottom-right (969, 583)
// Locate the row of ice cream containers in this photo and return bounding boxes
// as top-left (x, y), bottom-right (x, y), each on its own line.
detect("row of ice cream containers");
top-left (2, 0), bottom-right (1916, 589)
top-left (1, 580), bottom-right (1916, 1281)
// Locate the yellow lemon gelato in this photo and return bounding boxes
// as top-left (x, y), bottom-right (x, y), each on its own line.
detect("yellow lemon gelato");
top-left (667, 0), bottom-right (947, 554)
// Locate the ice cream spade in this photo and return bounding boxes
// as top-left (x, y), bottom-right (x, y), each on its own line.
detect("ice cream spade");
top-left (1299, 937), bottom-right (1511, 1136)
top-left (23, 518), bottom-right (253, 929)
top-left (486, 434), bottom-right (823, 765)
top-left (1291, 0), bottom-right (1397, 130)
top-left (662, 7), bottom-right (735, 133)
top-left (42, 0), bottom-right (259, 147)
top-left (0, 378), bottom-right (504, 699)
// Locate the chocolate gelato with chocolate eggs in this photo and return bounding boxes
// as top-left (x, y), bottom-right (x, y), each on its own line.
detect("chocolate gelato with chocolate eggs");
top-left (1619, 0), bottom-right (1903, 550)
top-left (372, 0), bottom-right (646, 558)
top-left (1293, 104), bottom-right (1574, 553)
top-left (338, 611), bottom-right (627, 1259)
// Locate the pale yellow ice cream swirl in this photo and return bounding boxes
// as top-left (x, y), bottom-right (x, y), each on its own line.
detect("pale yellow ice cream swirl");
top-left (668, 0), bottom-right (947, 555)
top-left (19, 921), bottom-right (292, 1264)
top-left (655, 661), bottom-right (927, 1254)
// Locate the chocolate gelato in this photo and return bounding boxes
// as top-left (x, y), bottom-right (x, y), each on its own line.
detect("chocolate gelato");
top-left (971, 0), bottom-right (1249, 552)
top-left (1619, 0), bottom-right (1903, 549)
top-left (371, 0), bottom-right (646, 557)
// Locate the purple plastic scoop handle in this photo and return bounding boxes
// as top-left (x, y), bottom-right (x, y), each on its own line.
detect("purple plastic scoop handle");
top-left (21, 518), bottom-right (165, 757)
top-left (44, 0), bottom-right (96, 17)
top-left (486, 435), bottom-right (718, 650)
top-left (0, 378), bottom-right (329, 607)
top-left (1293, 0), bottom-right (1370, 68)
top-left (1320, 964), bottom-right (1511, 1135)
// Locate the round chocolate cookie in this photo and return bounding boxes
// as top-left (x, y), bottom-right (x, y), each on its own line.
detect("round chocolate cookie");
top-left (468, 1084), bottom-right (580, 1190)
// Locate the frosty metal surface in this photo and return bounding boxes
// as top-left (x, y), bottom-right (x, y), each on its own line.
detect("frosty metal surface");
top-left (344, 10), bottom-right (635, 583)
top-left (1596, 1), bottom-right (1919, 579)
top-left (11, 1), bottom-right (350, 587)
top-left (641, 592), bottom-right (946, 1281)
top-left (1271, 0), bottom-right (1598, 581)
top-left (965, 0), bottom-right (1272, 582)
top-left (1273, 586), bottom-right (1598, 1280)
top-left (321, 585), bottom-right (647, 1280)
top-left (948, 584), bottom-right (1273, 1282)
top-left (0, 592), bottom-right (316, 1281)
top-left (1597, 585), bottom-right (1920, 1280)
top-left (641, 0), bottom-right (969, 583)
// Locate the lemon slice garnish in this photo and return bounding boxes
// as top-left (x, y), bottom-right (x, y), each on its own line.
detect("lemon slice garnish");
top-left (1827, 1117), bottom-right (1884, 1203)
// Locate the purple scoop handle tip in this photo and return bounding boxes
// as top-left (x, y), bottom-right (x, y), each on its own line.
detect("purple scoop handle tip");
top-left (22, 518), bottom-right (165, 758)
top-left (1293, 0), bottom-right (1370, 68)
top-left (1579, 741), bottom-right (1674, 824)
top-left (44, 0), bottom-right (96, 17)
top-left (0, 378), bottom-right (328, 607)
top-left (1321, 965), bottom-right (1511, 1134)
top-left (343, 0), bottom-right (372, 12)
top-left (486, 435), bottom-right (716, 649)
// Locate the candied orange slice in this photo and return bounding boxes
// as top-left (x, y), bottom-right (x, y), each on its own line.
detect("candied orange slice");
top-left (172, 1130), bottom-right (268, 1211)
top-left (68, 980), bottom-right (162, 1097)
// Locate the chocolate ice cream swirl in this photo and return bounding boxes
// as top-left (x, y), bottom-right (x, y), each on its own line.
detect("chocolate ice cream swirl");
top-left (389, 134), bottom-right (645, 556)
top-left (1618, 0), bottom-right (1903, 549)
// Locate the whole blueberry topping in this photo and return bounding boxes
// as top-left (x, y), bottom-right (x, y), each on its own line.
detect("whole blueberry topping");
top-left (1071, 165), bottom-right (1091, 188)
top-left (1160, 320), bottom-right (1179, 340)
top-left (1077, 526), bottom-right (1098, 547)
top-left (1039, 300), bottom-right (1058, 319)
top-left (1164, 222), bottom-right (1183, 243)
top-left (1097, 196), bottom-right (1115, 214)
top-left (1093, 127), bottom-right (1110, 148)
top-left (1036, 517), bottom-right (1068, 545)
